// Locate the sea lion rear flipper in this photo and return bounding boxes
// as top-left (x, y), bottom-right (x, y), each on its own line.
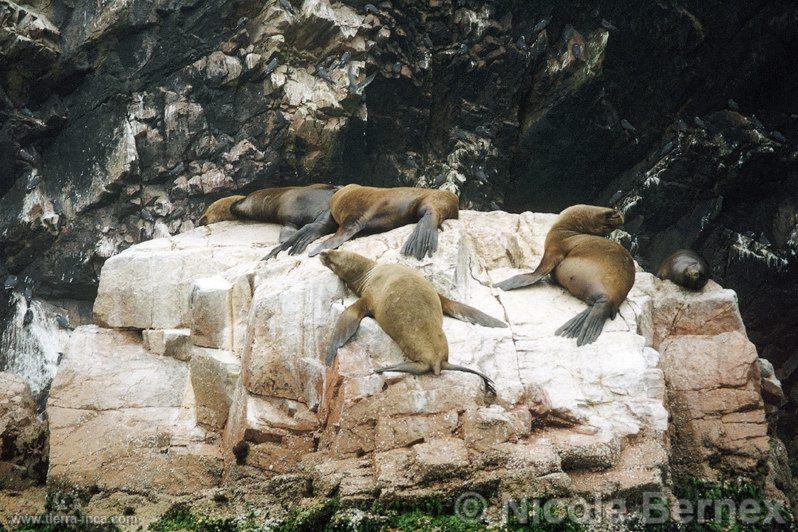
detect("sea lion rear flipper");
top-left (555, 308), bottom-right (591, 338)
top-left (401, 211), bottom-right (438, 260)
top-left (556, 298), bottom-right (610, 346)
top-left (494, 251), bottom-right (563, 291)
top-left (309, 219), bottom-right (361, 257)
top-left (441, 362), bottom-right (497, 396)
top-left (326, 299), bottom-right (369, 365)
top-left (439, 295), bottom-right (508, 328)
top-left (279, 224), bottom-right (299, 243)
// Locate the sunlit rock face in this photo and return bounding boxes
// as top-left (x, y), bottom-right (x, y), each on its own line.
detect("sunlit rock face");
top-left (0, 0), bottom-right (796, 489)
top-left (45, 213), bottom-right (782, 505)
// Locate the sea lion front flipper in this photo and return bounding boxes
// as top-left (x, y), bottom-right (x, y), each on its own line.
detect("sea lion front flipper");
top-left (439, 295), bottom-right (508, 328)
top-left (441, 362), bottom-right (497, 396)
top-left (401, 211), bottom-right (438, 260)
top-left (309, 219), bottom-right (361, 257)
top-left (374, 361), bottom-right (430, 376)
top-left (326, 299), bottom-right (370, 365)
top-left (494, 251), bottom-right (563, 291)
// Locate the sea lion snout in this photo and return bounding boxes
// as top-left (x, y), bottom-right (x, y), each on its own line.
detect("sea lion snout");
top-left (607, 209), bottom-right (624, 228)
top-left (318, 250), bottom-right (333, 267)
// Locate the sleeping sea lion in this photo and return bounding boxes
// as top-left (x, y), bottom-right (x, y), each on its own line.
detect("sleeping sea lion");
top-left (299, 184), bottom-right (459, 260)
top-left (656, 249), bottom-right (710, 290)
top-left (197, 184), bottom-right (338, 257)
top-left (495, 205), bottom-right (635, 346)
top-left (320, 249), bottom-right (507, 394)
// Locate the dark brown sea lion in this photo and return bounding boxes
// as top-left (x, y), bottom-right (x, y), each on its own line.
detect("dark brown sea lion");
top-left (196, 184), bottom-right (338, 258)
top-left (320, 249), bottom-right (507, 394)
top-left (302, 184), bottom-right (459, 260)
top-left (495, 205), bottom-right (635, 346)
top-left (656, 249), bottom-right (710, 291)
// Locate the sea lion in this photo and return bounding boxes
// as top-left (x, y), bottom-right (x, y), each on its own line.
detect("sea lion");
top-left (197, 184), bottom-right (339, 257)
top-left (197, 195), bottom-right (246, 226)
top-left (320, 249), bottom-right (507, 394)
top-left (495, 205), bottom-right (635, 346)
top-left (303, 184), bottom-right (459, 260)
top-left (656, 249), bottom-right (710, 291)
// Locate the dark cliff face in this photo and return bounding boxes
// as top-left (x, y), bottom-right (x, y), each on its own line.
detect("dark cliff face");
top-left (0, 0), bottom-right (796, 443)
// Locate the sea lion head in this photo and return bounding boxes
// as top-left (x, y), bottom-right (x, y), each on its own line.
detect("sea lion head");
top-left (197, 195), bottom-right (246, 226)
top-left (683, 263), bottom-right (709, 290)
top-left (558, 205), bottom-right (624, 235)
top-left (319, 250), bottom-right (376, 290)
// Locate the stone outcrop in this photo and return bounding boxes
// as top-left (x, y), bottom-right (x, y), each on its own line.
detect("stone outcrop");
top-left (0, 372), bottom-right (47, 488)
top-left (0, 0), bottom-right (796, 468)
top-left (45, 212), bottom-right (782, 506)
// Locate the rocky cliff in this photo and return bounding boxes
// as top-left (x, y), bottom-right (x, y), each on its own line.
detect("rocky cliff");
top-left (0, 0), bottom-right (797, 517)
top-left (0, 214), bottom-right (773, 525)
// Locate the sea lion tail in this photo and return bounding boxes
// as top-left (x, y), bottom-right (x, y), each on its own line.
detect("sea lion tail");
top-left (441, 362), bottom-right (496, 396)
top-left (401, 211), bottom-right (438, 260)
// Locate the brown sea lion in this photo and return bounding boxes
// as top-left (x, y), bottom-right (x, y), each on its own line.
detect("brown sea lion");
top-left (303, 184), bottom-right (459, 260)
top-left (656, 249), bottom-right (710, 291)
top-left (495, 205), bottom-right (635, 346)
top-left (320, 249), bottom-right (507, 394)
top-left (197, 195), bottom-right (246, 226)
top-left (197, 184), bottom-right (338, 258)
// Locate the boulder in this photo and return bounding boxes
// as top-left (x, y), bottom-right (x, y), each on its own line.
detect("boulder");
top-left (46, 326), bottom-right (223, 495)
top-left (58, 211), bottom-right (777, 503)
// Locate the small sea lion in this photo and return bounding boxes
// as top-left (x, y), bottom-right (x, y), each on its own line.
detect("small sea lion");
top-left (197, 185), bottom-right (339, 258)
top-left (321, 249), bottom-right (507, 394)
top-left (656, 249), bottom-right (710, 291)
top-left (495, 205), bottom-right (634, 346)
top-left (305, 184), bottom-right (459, 260)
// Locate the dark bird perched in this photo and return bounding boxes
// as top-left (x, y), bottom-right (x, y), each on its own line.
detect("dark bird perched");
top-left (609, 190), bottom-right (624, 205)
top-left (24, 287), bottom-right (32, 305)
top-left (474, 166), bottom-right (488, 183)
top-left (52, 198), bottom-right (64, 215)
top-left (458, 43), bottom-right (468, 54)
top-left (140, 209), bottom-right (155, 222)
top-left (532, 17), bottom-right (551, 34)
top-left (4, 275), bottom-right (18, 290)
top-left (57, 352), bottom-right (64, 365)
top-left (693, 116), bottom-right (706, 129)
top-left (392, 62), bottom-right (402, 74)
top-left (760, 234), bottom-right (771, 246)
top-left (601, 19), bottom-right (617, 31)
top-left (236, 16), bottom-right (248, 29)
top-left (516, 35), bottom-right (527, 50)
top-left (571, 42), bottom-right (584, 60)
top-left (264, 57), bottom-right (279, 75)
top-left (338, 51), bottom-right (351, 67)
top-left (727, 99), bottom-right (739, 111)
top-left (278, 0), bottom-right (295, 14)
top-left (20, 107), bottom-right (33, 117)
top-left (348, 68), bottom-right (376, 94)
top-left (659, 141), bottom-right (675, 157)
top-left (17, 149), bottom-right (35, 163)
top-left (423, 34), bottom-right (433, 48)
top-left (475, 125), bottom-right (495, 138)
top-left (315, 65), bottom-right (334, 84)
top-left (56, 314), bottom-right (74, 331)
top-left (23, 308), bottom-right (33, 326)
top-left (771, 130), bottom-right (787, 143)
top-left (675, 119), bottom-right (688, 132)
top-left (364, 3), bottom-right (379, 15)
top-left (25, 173), bottom-right (41, 191)
top-left (620, 119), bottom-right (636, 132)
